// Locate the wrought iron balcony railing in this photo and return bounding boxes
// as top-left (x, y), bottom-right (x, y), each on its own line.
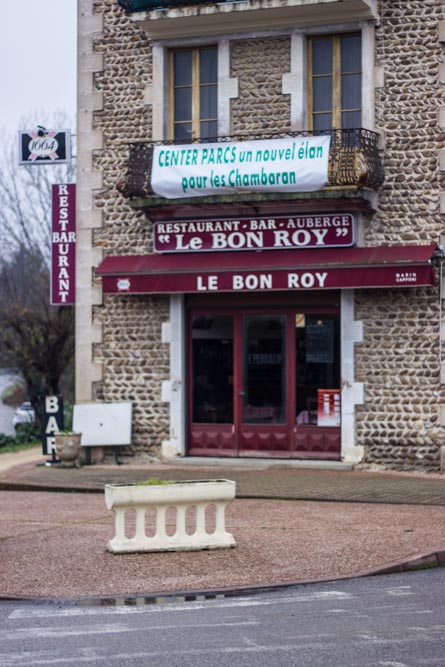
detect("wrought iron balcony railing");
top-left (117, 129), bottom-right (384, 201)
top-left (118, 0), bottom-right (213, 10)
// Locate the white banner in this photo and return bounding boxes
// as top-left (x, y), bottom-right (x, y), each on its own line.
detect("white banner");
top-left (151, 136), bottom-right (331, 199)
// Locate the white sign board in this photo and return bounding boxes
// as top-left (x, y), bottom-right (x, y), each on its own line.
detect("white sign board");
top-left (73, 402), bottom-right (132, 447)
top-left (19, 128), bottom-right (71, 164)
top-left (151, 136), bottom-right (331, 199)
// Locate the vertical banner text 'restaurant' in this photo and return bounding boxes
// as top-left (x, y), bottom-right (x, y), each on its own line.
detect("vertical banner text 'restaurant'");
top-left (51, 183), bottom-right (76, 305)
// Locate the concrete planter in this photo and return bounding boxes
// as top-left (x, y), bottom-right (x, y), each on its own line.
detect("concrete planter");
top-left (104, 479), bottom-right (236, 554)
top-left (55, 432), bottom-right (82, 465)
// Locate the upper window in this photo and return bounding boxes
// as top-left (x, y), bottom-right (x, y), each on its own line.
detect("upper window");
top-left (169, 46), bottom-right (218, 141)
top-left (308, 34), bottom-right (361, 131)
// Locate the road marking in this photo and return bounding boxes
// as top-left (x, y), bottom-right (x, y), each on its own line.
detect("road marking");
top-left (0, 634), bottom-right (433, 667)
top-left (4, 620), bottom-right (258, 641)
top-left (8, 591), bottom-right (353, 619)
top-left (385, 586), bottom-right (414, 597)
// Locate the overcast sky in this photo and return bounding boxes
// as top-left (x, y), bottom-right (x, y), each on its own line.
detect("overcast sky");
top-left (0, 0), bottom-right (77, 135)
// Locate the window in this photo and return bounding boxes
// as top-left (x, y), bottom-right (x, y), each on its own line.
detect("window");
top-left (170, 47), bottom-right (218, 141)
top-left (308, 34), bottom-right (361, 131)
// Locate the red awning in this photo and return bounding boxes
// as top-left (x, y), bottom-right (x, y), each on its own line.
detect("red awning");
top-left (96, 244), bottom-right (437, 294)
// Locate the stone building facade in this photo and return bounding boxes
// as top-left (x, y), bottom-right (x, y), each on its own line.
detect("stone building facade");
top-left (76, 0), bottom-right (445, 469)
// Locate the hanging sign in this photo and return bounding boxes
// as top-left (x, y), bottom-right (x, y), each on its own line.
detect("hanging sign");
top-left (51, 184), bottom-right (76, 305)
top-left (19, 127), bottom-right (71, 164)
top-left (151, 136), bottom-right (331, 199)
top-left (154, 214), bottom-right (353, 253)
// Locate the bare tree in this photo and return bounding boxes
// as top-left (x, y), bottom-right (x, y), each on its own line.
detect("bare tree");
top-left (0, 112), bottom-right (75, 263)
top-left (0, 250), bottom-right (74, 418)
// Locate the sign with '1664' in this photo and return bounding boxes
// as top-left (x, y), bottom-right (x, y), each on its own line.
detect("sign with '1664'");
top-left (19, 127), bottom-right (71, 164)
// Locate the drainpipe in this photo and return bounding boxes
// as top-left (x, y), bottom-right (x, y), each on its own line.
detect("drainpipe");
top-left (435, 245), bottom-right (445, 372)
top-left (436, 245), bottom-right (445, 472)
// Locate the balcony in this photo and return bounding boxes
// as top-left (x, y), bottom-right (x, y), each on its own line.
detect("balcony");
top-left (117, 129), bottom-right (384, 221)
top-left (119, 0), bottom-right (379, 40)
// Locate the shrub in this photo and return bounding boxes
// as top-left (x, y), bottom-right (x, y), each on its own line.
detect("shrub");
top-left (0, 422), bottom-right (40, 449)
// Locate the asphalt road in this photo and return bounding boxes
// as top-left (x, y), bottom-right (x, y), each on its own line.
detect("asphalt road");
top-left (0, 569), bottom-right (443, 666)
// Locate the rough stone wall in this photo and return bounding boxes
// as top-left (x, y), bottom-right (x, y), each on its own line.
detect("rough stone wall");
top-left (371, 0), bottom-right (445, 246)
top-left (93, 295), bottom-right (170, 456)
top-left (357, 0), bottom-right (445, 468)
top-left (230, 38), bottom-right (291, 134)
top-left (87, 0), bottom-right (445, 467)
top-left (90, 1), bottom-right (170, 455)
top-left (93, 0), bottom-right (154, 256)
top-left (355, 288), bottom-right (441, 469)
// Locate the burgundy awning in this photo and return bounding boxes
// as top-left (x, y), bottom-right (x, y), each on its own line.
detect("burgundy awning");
top-left (96, 244), bottom-right (437, 294)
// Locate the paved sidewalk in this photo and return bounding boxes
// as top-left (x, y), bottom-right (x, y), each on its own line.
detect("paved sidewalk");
top-left (0, 449), bottom-right (444, 601)
top-left (0, 449), bottom-right (444, 505)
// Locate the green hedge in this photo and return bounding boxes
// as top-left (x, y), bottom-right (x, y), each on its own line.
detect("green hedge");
top-left (0, 422), bottom-right (41, 449)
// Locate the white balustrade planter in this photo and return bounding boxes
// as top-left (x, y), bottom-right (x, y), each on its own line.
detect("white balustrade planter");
top-left (104, 479), bottom-right (236, 554)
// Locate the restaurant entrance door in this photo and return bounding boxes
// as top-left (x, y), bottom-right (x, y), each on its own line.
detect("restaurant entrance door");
top-left (187, 294), bottom-right (341, 459)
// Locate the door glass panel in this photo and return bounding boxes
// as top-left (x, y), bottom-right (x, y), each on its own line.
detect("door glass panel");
top-left (174, 123), bottom-right (192, 141)
top-left (296, 315), bottom-right (340, 426)
top-left (313, 113), bottom-right (333, 131)
top-left (243, 315), bottom-right (286, 424)
top-left (200, 47), bottom-right (217, 84)
top-left (313, 77), bottom-right (333, 113)
top-left (342, 110), bottom-right (361, 129)
top-left (192, 315), bottom-right (233, 423)
top-left (341, 34), bottom-right (361, 73)
top-left (200, 85), bottom-right (217, 120)
top-left (341, 73), bottom-right (362, 111)
top-left (174, 87), bottom-right (192, 122)
top-left (312, 38), bottom-right (333, 75)
top-left (174, 51), bottom-right (192, 86)
top-left (200, 120), bottom-right (218, 140)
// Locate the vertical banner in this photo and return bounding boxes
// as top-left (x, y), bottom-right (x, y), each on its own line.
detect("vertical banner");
top-left (41, 395), bottom-right (64, 456)
top-left (51, 183), bottom-right (76, 305)
top-left (317, 389), bottom-right (341, 427)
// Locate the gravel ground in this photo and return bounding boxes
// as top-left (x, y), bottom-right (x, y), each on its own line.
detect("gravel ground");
top-left (0, 490), bottom-right (444, 599)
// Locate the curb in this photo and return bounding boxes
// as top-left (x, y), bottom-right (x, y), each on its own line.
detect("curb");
top-left (1, 548), bottom-right (444, 605)
top-left (0, 482), bottom-right (444, 507)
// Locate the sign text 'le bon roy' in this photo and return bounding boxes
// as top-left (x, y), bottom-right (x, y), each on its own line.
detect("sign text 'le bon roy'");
top-left (154, 214), bottom-right (354, 253)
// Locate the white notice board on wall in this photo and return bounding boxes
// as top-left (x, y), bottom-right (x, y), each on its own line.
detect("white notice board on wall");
top-left (73, 402), bottom-right (132, 447)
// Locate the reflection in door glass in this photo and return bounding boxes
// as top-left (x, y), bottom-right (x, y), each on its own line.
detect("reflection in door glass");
top-left (192, 315), bottom-right (233, 423)
top-left (296, 315), bottom-right (340, 426)
top-left (243, 315), bottom-right (286, 424)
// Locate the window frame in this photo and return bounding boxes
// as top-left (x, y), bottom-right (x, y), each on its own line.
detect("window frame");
top-left (169, 45), bottom-right (218, 141)
top-left (307, 32), bottom-right (362, 131)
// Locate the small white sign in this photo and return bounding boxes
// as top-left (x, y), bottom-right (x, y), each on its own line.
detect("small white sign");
top-left (73, 402), bottom-right (132, 446)
top-left (151, 136), bottom-right (331, 199)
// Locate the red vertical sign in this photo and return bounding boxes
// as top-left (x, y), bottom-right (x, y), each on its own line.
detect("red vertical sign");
top-left (51, 183), bottom-right (76, 305)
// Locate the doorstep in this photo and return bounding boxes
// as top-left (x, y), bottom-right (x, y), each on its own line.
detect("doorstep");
top-left (164, 457), bottom-right (354, 471)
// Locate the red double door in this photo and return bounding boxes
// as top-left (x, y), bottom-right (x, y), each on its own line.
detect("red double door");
top-left (187, 294), bottom-right (341, 459)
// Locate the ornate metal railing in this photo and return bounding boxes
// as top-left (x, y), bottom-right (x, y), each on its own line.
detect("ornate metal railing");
top-left (118, 0), bottom-right (213, 11)
top-left (117, 129), bottom-right (384, 200)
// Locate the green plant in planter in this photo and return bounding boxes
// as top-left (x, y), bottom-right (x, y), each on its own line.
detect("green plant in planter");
top-left (134, 478), bottom-right (175, 486)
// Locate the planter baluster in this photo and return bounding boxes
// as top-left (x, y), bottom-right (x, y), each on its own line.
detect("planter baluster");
top-left (105, 479), bottom-right (236, 553)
